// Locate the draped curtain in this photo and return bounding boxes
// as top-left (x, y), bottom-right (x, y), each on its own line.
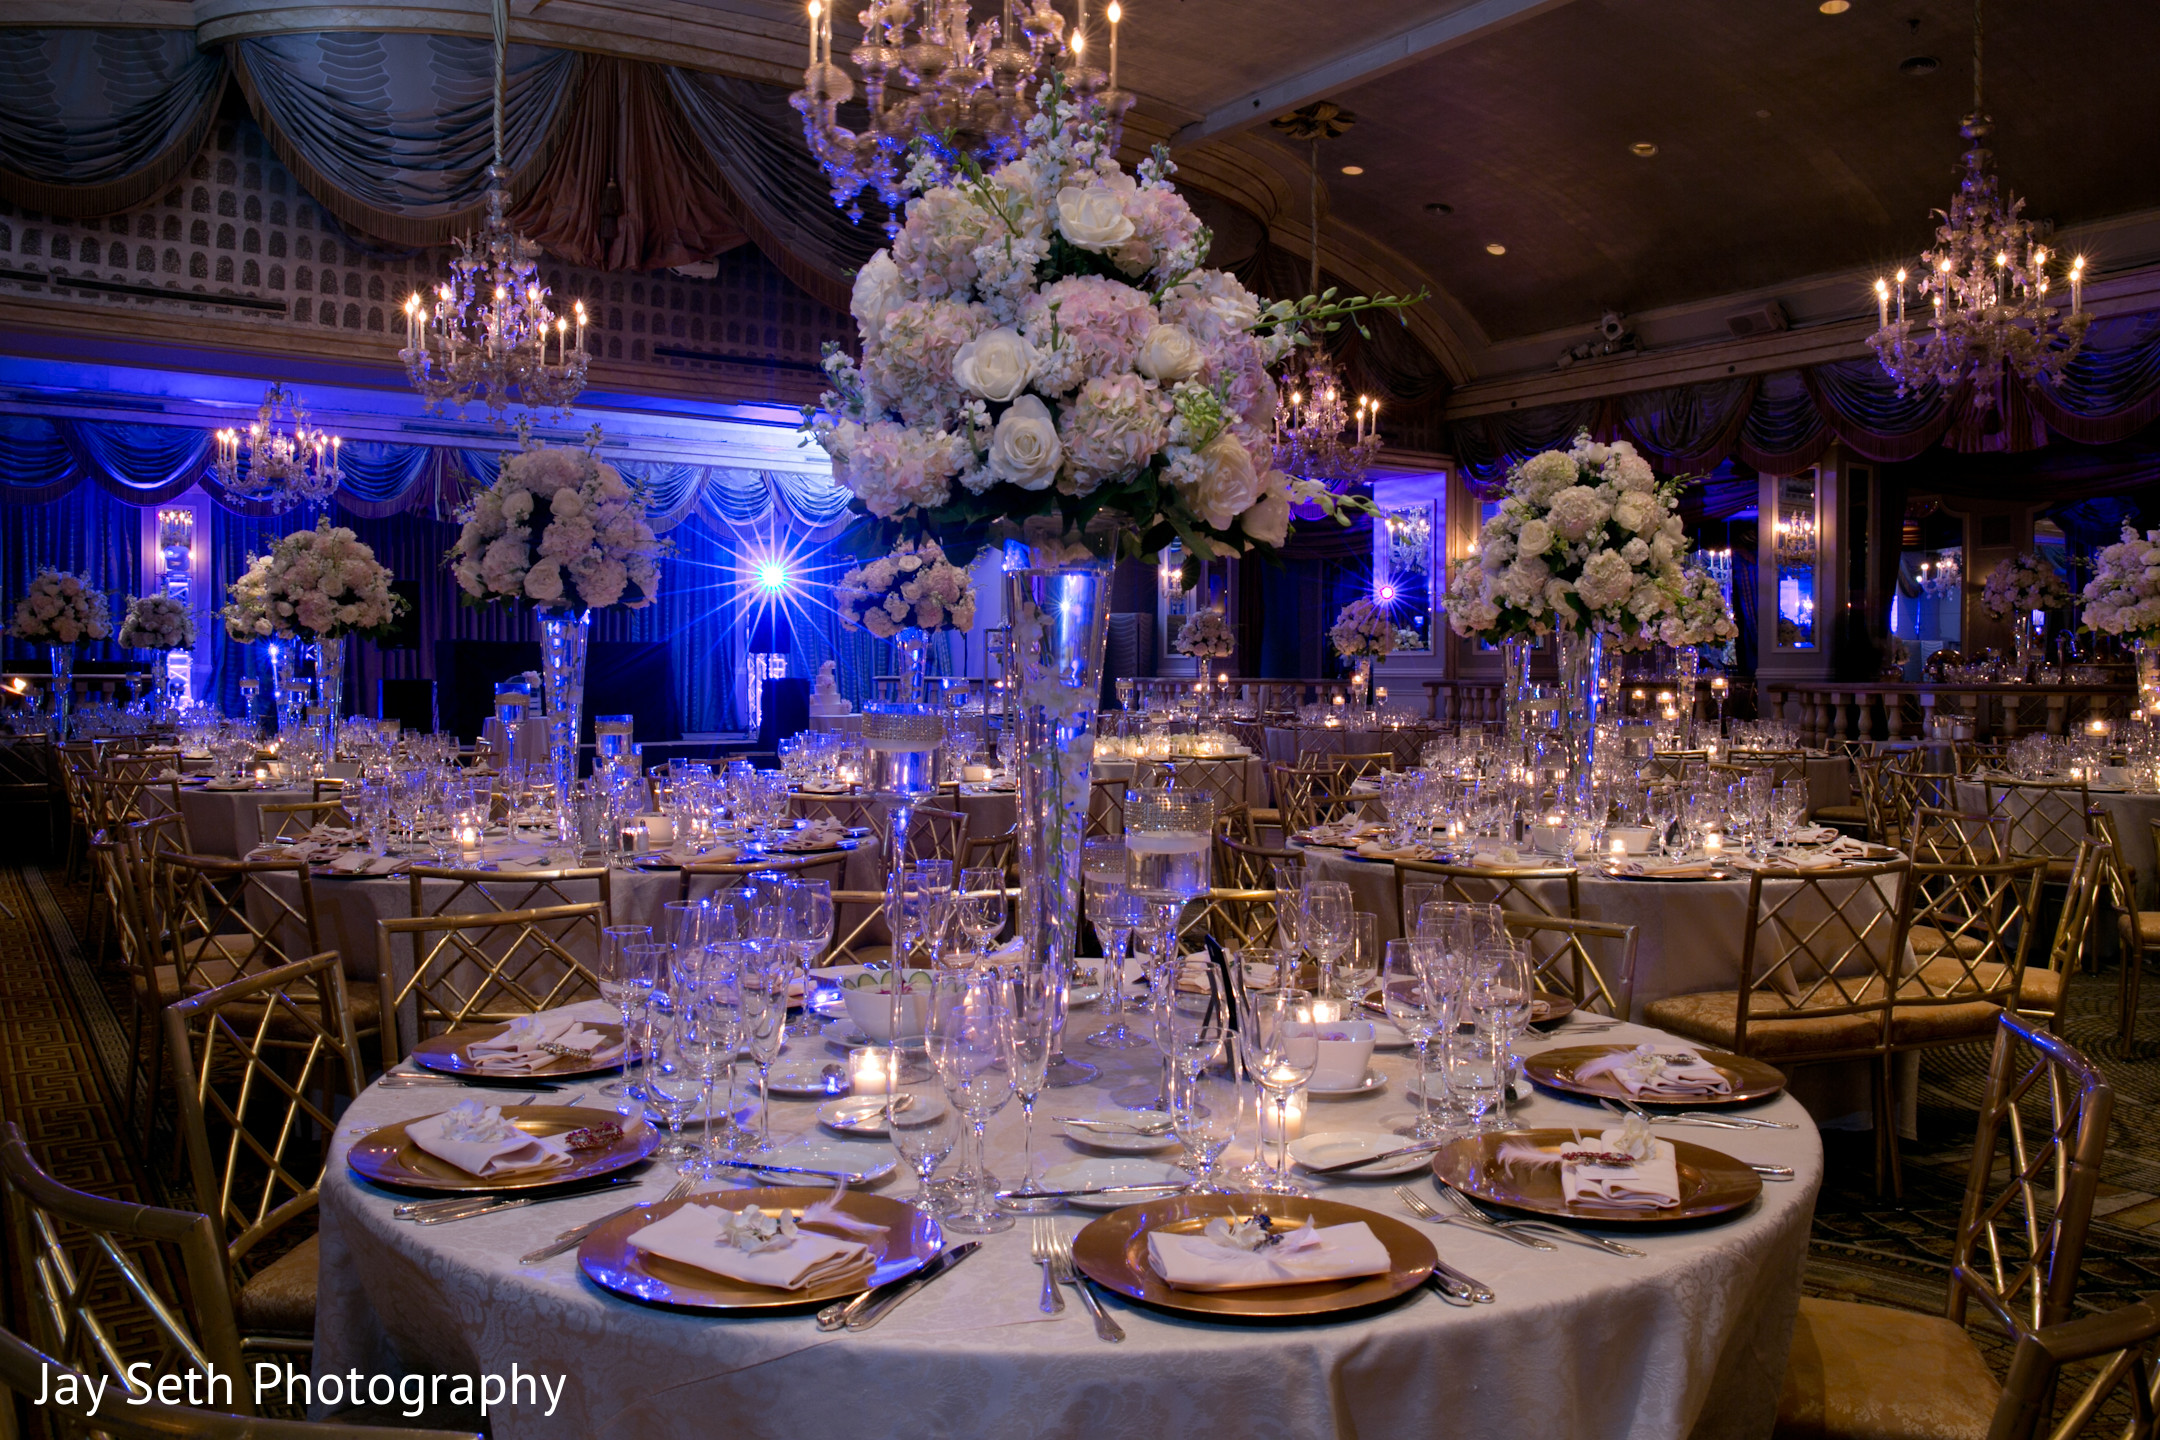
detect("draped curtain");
top-left (0, 484), bottom-right (143, 670)
top-left (0, 29), bottom-right (226, 216)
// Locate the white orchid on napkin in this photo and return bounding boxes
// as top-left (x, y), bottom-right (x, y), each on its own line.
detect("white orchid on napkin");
top-left (1575, 1042), bottom-right (1732, 1098)
top-left (1500, 1117), bottom-right (1682, 1209)
top-left (406, 1101), bottom-right (572, 1178)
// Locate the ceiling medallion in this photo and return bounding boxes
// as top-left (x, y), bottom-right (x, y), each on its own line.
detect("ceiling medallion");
top-left (213, 384), bottom-right (343, 513)
top-left (1869, 0), bottom-right (2088, 409)
top-left (792, 0), bottom-right (1134, 225)
top-left (401, 0), bottom-right (588, 423)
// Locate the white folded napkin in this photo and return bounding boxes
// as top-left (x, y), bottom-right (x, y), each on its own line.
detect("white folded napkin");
top-left (1560, 1137), bottom-right (1683, 1210)
top-left (329, 851), bottom-right (401, 875)
top-left (467, 1012), bottom-right (622, 1073)
top-left (201, 778), bottom-right (256, 791)
top-left (1573, 1042), bottom-right (1731, 1098)
top-left (405, 1102), bottom-right (571, 1178)
top-left (629, 1203), bottom-right (873, 1291)
top-left (1147, 1219), bottom-right (1391, 1291)
top-left (488, 845), bottom-right (553, 871)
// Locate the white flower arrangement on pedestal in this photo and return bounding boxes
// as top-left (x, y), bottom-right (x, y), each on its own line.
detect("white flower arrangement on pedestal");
top-left (9, 570), bottom-right (110, 645)
top-left (219, 520), bottom-right (404, 642)
top-left (1661, 566), bottom-right (1738, 648)
top-left (835, 537), bottom-right (978, 637)
top-left (449, 441), bottom-right (664, 612)
top-left (1175, 609), bottom-right (1235, 658)
top-left (1982, 552), bottom-right (2072, 620)
top-left (1446, 434), bottom-right (1694, 645)
top-left (805, 80), bottom-right (1413, 567)
top-left (1330, 597), bottom-right (1400, 659)
top-left (2081, 528), bottom-right (2160, 642)
top-left (118, 594), bottom-right (195, 651)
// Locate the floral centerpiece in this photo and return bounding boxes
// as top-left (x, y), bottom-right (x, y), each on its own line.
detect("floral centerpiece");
top-left (2082, 528), bottom-right (2160, 642)
top-left (804, 79), bottom-right (1416, 984)
top-left (835, 537), bottom-right (977, 637)
top-left (220, 521), bottom-right (403, 643)
top-left (1175, 609), bottom-right (1235, 659)
top-left (446, 440), bottom-right (666, 794)
top-left (1662, 566), bottom-right (1736, 649)
top-left (9, 569), bottom-right (110, 645)
top-left (1982, 553), bottom-right (2072, 620)
top-left (1330, 597), bottom-right (1401, 659)
top-left (119, 593), bottom-right (195, 651)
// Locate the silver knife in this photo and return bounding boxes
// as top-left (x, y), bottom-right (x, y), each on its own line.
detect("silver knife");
top-left (1429, 1258), bottom-right (1495, 1303)
top-left (712, 1161), bottom-right (875, 1183)
top-left (825, 1243), bottom-right (981, 1333)
top-left (1301, 1139), bottom-right (1451, 1176)
top-left (989, 1182), bottom-right (1191, 1202)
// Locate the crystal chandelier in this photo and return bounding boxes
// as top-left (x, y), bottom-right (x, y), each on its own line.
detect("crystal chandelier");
top-left (791, 0), bottom-right (1132, 223)
top-left (1869, 0), bottom-right (2089, 408)
top-left (213, 384), bottom-right (342, 512)
top-left (401, 0), bottom-right (588, 423)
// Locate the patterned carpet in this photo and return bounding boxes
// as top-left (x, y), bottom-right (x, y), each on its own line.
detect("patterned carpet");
top-left (5, 859), bottom-right (2160, 1429)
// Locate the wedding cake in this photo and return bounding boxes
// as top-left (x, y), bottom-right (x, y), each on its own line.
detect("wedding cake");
top-left (809, 660), bottom-right (851, 717)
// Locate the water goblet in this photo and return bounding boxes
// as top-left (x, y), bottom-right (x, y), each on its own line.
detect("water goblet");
top-left (1300, 881), bottom-right (1352, 998)
top-left (887, 1071), bottom-right (959, 1221)
top-left (956, 867), bottom-right (1007, 963)
top-left (1243, 989), bottom-right (1319, 1194)
top-left (1171, 1054), bottom-right (1244, 1194)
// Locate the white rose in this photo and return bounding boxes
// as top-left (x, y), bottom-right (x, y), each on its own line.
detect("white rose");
top-left (952, 328), bottom-right (1035, 402)
top-left (1180, 435), bottom-right (1262, 531)
top-left (524, 558), bottom-right (565, 604)
top-left (851, 250), bottom-right (908, 344)
top-left (1517, 518), bottom-right (1554, 557)
top-left (988, 395), bottom-right (1063, 491)
top-left (1242, 472), bottom-right (1293, 548)
top-left (1054, 180), bottom-right (1137, 251)
top-left (1135, 324), bottom-right (1202, 383)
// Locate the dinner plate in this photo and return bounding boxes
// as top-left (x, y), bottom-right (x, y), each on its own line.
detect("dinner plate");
top-left (578, 1188), bottom-right (936, 1313)
top-left (1432, 1128), bottom-right (1762, 1225)
top-left (1306, 1069), bottom-right (1388, 1098)
top-left (815, 1091), bottom-right (948, 1136)
top-left (737, 1137), bottom-right (897, 1185)
top-left (764, 1058), bottom-right (854, 1098)
top-left (1524, 1044), bottom-right (1788, 1107)
top-left (409, 1021), bottom-right (627, 1081)
top-left (1039, 1158), bottom-right (1191, 1209)
top-left (1528, 991), bottom-right (1577, 1029)
top-left (820, 1017), bottom-right (882, 1051)
top-left (1061, 1111), bottom-right (1180, 1153)
top-left (1070, 1193), bottom-right (1435, 1320)
top-left (1289, 1131), bottom-right (1432, 1179)
top-left (345, 1105), bottom-right (659, 1193)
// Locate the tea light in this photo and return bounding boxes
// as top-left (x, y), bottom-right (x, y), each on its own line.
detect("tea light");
top-left (1610, 836), bottom-right (1629, 856)
top-left (253, 766), bottom-right (268, 782)
top-left (846, 1048), bottom-right (893, 1096)
top-left (640, 814), bottom-right (675, 845)
top-left (457, 823), bottom-right (482, 850)
top-left (617, 822), bottom-right (648, 854)
top-left (962, 763), bottom-right (993, 783)
top-left (1308, 999), bottom-right (1345, 1023)
top-left (1259, 1088), bottom-right (1307, 1143)
top-left (1216, 672), bottom-right (1228, 686)
top-left (1703, 832), bottom-right (1723, 853)
top-left (2088, 718), bottom-right (2113, 739)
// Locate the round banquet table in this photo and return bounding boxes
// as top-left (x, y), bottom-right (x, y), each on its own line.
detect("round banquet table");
top-left (788, 755), bottom-right (1267, 844)
top-left (149, 781), bottom-right (317, 857)
top-left (1263, 725), bottom-right (1439, 770)
top-left (1955, 778), bottom-right (2160, 906)
top-left (315, 1004), bottom-right (1820, 1440)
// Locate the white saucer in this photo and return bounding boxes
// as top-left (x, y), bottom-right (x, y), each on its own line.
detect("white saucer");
top-left (737, 1136), bottom-right (896, 1184)
top-left (1038, 1157), bottom-right (1190, 1209)
top-left (820, 1017), bottom-right (882, 1050)
top-left (1059, 1111), bottom-right (1179, 1153)
top-left (1289, 1130), bottom-right (1433, 1178)
top-left (816, 1090), bottom-right (948, 1136)
top-left (1306, 1069), bottom-right (1389, 1098)
top-left (763, 1058), bottom-right (853, 1097)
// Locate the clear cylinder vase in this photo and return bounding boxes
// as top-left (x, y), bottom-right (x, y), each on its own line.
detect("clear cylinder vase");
top-left (1501, 635), bottom-right (1536, 737)
top-left (1005, 542), bottom-right (1113, 976)
top-left (1351, 656), bottom-right (1374, 710)
top-left (539, 609), bottom-right (592, 801)
top-left (1675, 645), bottom-right (1701, 747)
top-left (2139, 637), bottom-right (2160, 718)
top-left (1555, 627), bottom-right (1603, 813)
top-left (894, 627), bottom-right (930, 705)
top-left (151, 651), bottom-right (171, 721)
top-left (2013, 614), bottom-right (2037, 682)
top-left (270, 642), bottom-right (303, 734)
top-left (315, 635), bottom-right (344, 760)
top-left (47, 645), bottom-right (72, 741)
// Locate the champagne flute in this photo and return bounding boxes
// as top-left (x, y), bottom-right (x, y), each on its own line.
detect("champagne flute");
top-left (781, 878), bottom-right (833, 1036)
top-left (1083, 873), bottom-right (1145, 1049)
top-left (1384, 937), bottom-right (1446, 1140)
top-left (1300, 881), bottom-right (1352, 998)
top-left (996, 963), bottom-right (1060, 1213)
top-left (957, 866), bottom-right (1007, 963)
top-left (599, 925), bottom-right (654, 1103)
top-left (674, 947), bottom-right (743, 1179)
top-left (926, 968), bottom-right (1014, 1234)
top-left (739, 942), bottom-right (790, 1154)
top-left (1338, 911), bottom-right (1380, 1003)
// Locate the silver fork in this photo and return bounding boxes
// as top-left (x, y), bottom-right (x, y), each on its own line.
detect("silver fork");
top-left (519, 1176), bottom-right (693, 1263)
top-left (1434, 1187), bottom-right (1647, 1258)
top-left (1050, 1228), bottom-right (1122, 1342)
top-left (1396, 1185), bottom-right (1555, 1251)
top-left (1028, 1218), bottom-right (1065, 1315)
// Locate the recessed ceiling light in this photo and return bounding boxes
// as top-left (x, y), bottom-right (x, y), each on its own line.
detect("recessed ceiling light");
top-left (1485, 242), bottom-right (1507, 255)
top-left (1340, 165), bottom-right (1364, 175)
top-left (1819, 0), bottom-right (1849, 12)
top-left (1899, 54), bottom-right (1940, 75)
top-left (1630, 141), bottom-right (1658, 157)
top-left (1423, 201), bottom-right (1454, 215)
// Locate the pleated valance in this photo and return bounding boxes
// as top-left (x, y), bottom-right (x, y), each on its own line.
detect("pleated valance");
top-left (0, 412), bottom-right (858, 538)
top-left (1454, 314), bottom-right (2160, 484)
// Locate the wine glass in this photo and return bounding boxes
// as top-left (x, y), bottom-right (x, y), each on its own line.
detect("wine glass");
top-left (673, 947), bottom-right (744, 1179)
top-left (1337, 911), bottom-right (1380, 1003)
top-left (996, 963), bottom-right (1060, 1213)
top-left (887, 1070), bottom-right (959, 1222)
top-left (781, 878), bottom-right (833, 1037)
top-left (1300, 882), bottom-right (1352, 997)
top-left (599, 925), bottom-right (654, 1103)
top-left (1244, 989), bottom-right (1319, 1194)
top-left (738, 942), bottom-right (791, 1154)
top-left (1083, 870), bottom-right (1145, 1050)
top-left (925, 968), bottom-right (1014, 1234)
top-left (1770, 782), bottom-right (1807, 846)
top-left (639, 945), bottom-right (701, 1163)
top-left (1270, 862), bottom-right (1306, 988)
top-left (956, 867), bottom-right (1007, 963)
top-left (1384, 937), bottom-right (1447, 1139)
top-left (1171, 1052), bottom-right (1243, 1193)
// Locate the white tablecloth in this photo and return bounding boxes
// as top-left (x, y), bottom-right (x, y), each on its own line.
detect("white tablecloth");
top-left (1954, 778), bottom-right (2160, 904)
top-left (150, 782), bottom-right (317, 857)
top-left (1263, 727), bottom-right (1439, 770)
top-left (316, 1005), bottom-right (1820, 1440)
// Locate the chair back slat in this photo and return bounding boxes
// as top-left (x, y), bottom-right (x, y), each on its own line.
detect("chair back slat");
top-left (1499, 912), bottom-right (1639, 1018)
top-left (155, 851), bottom-right (324, 993)
top-left (375, 902), bottom-right (606, 1062)
top-left (406, 865), bottom-right (614, 928)
top-left (1909, 805), bottom-right (2014, 863)
top-left (1984, 778), bottom-right (2097, 861)
top-left (1904, 857), bottom-right (2046, 1008)
top-left (1984, 1298), bottom-right (2160, 1440)
top-left (1732, 860), bottom-right (1914, 1052)
top-left (1178, 888), bottom-right (1282, 953)
top-left (1391, 856), bottom-right (1582, 923)
top-left (258, 800), bottom-right (351, 844)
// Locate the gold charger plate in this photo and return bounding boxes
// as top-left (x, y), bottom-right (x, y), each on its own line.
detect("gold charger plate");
top-left (1433, 1128), bottom-right (1762, 1226)
top-left (410, 1021), bottom-right (627, 1080)
top-left (1528, 990), bottom-right (1576, 1029)
top-left (577, 1188), bottom-right (938, 1313)
top-left (1525, 1044), bottom-right (1787, 1107)
top-left (345, 1105), bottom-right (658, 1193)
top-left (1070, 1193), bottom-right (1435, 1321)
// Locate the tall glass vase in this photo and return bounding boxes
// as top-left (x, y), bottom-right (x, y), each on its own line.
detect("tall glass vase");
top-left (2013, 613), bottom-right (2037, 682)
top-left (270, 642), bottom-right (305, 734)
top-left (539, 608), bottom-right (592, 801)
top-left (865, 626), bottom-right (943, 882)
top-left (151, 651), bottom-right (171, 721)
top-left (1005, 542), bottom-right (1112, 977)
top-left (1675, 645), bottom-right (1701, 748)
top-left (1555, 627), bottom-right (1604, 814)
top-left (315, 635), bottom-right (344, 760)
top-left (1350, 656), bottom-right (1374, 710)
top-left (894, 627), bottom-right (930, 705)
top-left (46, 645), bottom-right (72, 741)
top-left (1501, 635), bottom-right (1535, 737)
top-left (2138, 637), bottom-right (2160, 718)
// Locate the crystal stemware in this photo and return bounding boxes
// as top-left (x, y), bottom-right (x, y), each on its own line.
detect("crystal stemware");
top-left (599, 925), bottom-right (654, 1103)
top-left (926, 968), bottom-right (1014, 1234)
top-left (995, 963), bottom-right (1060, 1213)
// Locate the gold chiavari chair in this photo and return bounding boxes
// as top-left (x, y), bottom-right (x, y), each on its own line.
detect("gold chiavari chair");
top-left (1084, 776), bottom-right (1126, 840)
top-left (1907, 805), bottom-right (2013, 863)
top-left (1, 1120), bottom-right (244, 1413)
top-left (823, 888), bottom-right (899, 969)
top-left (0, 1323), bottom-right (486, 1439)
top-left (794, 792), bottom-right (879, 830)
top-left (1646, 750), bottom-right (1710, 784)
top-left (1878, 752), bottom-right (1959, 853)
top-left (1777, 1012), bottom-right (2112, 1440)
top-left (2116, 816), bottom-right (2160, 1043)
top-left (376, 902), bottom-right (606, 1064)
top-left (156, 850), bottom-right (325, 996)
top-left (1391, 856), bottom-right (1582, 923)
top-left (55, 740), bottom-right (103, 879)
top-left (310, 778), bottom-right (346, 802)
top-left (901, 804), bottom-right (970, 867)
top-left (1158, 756), bottom-right (1253, 819)
top-left (1270, 764), bottom-right (1358, 838)
top-left (1326, 751), bottom-right (1397, 783)
top-left (164, 954), bottom-right (362, 1357)
top-left (95, 772), bottom-right (186, 838)
top-left (1720, 748), bottom-right (1811, 790)
top-left (1851, 753), bottom-right (1892, 845)
top-left (675, 851), bottom-right (848, 905)
top-left (1644, 859), bottom-right (1915, 1192)
top-left (259, 800), bottom-right (351, 845)
top-left (1177, 888), bottom-right (1282, 954)
top-left (113, 815), bottom-right (189, 1145)
top-left (1894, 858), bottom-right (2047, 1078)
top-left (405, 864), bottom-right (613, 927)
top-left (1954, 738), bottom-right (2009, 776)
top-left (1499, 912), bottom-right (1640, 1019)
top-left (1983, 776), bottom-right (2096, 884)
top-left (1215, 828), bottom-right (1297, 891)
top-left (964, 825), bottom-right (1017, 879)
top-left (2018, 840), bottom-right (2106, 1037)
top-left (1985, 1297), bottom-right (2160, 1440)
